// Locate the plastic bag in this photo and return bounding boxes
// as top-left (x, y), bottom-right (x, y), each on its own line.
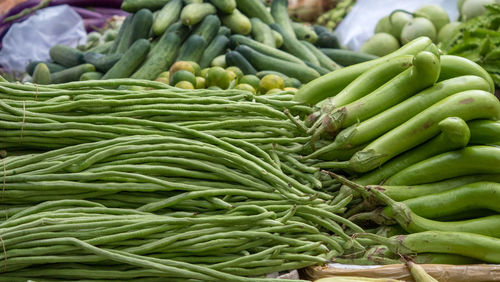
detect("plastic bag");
top-left (335, 0), bottom-right (459, 51)
top-left (0, 5), bottom-right (87, 73)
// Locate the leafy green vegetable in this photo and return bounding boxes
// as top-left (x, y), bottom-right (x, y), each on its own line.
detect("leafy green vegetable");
top-left (441, 4), bottom-right (500, 86)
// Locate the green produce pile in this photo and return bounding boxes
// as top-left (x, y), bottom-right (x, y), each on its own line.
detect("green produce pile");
top-left (316, 0), bottom-right (356, 30)
top-left (25, 0), bottom-right (380, 90)
top-left (2, 35), bottom-right (500, 280)
top-left (296, 36), bottom-right (500, 265)
top-left (361, 4), bottom-right (450, 56)
top-left (441, 4), bottom-right (500, 86)
top-left (0, 77), bottom-right (364, 280)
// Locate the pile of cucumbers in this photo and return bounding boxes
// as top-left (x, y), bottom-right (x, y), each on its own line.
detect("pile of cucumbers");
top-left (26, 0), bottom-right (378, 89)
top-left (295, 36), bottom-right (500, 264)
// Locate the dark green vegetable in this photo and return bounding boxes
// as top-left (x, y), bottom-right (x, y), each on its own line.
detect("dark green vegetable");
top-left (320, 48), bottom-right (378, 66)
top-left (225, 51), bottom-right (257, 75)
top-left (102, 39), bottom-right (151, 80)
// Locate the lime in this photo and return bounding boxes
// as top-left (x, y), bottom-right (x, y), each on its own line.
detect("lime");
top-left (195, 76), bottom-right (206, 89)
top-left (239, 75), bottom-right (260, 90)
top-left (175, 81), bottom-right (195, 89)
top-left (259, 74), bottom-right (284, 93)
top-left (170, 70), bottom-right (196, 86)
top-left (235, 83), bottom-right (256, 94)
top-left (169, 61), bottom-right (195, 76)
top-left (205, 66), bottom-right (230, 89)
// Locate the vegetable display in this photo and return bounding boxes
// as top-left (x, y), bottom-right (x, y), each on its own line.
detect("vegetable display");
top-left (24, 0), bottom-right (376, 92)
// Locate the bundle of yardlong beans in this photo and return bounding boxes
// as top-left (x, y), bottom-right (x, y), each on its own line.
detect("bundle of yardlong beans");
top-left (0, 78), bottom-right (366, 280)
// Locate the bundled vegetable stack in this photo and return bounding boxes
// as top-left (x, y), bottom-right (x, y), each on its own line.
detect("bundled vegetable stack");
top-left (25, 0), bottom-right (368, 88)
top-left (296, 36), bottom-right (500, 265)
top-left (0, 77), bottom-right (372, 280)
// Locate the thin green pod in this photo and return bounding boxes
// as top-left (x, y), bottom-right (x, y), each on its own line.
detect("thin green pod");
top-left (386, 145), bottom-right (500, 185)
top-left (403, 182), bottom-right (500, 219)
top-left (377, 174), bottom-right (500, 201)
top-left (323, 90), bottom-right (500, 173)
top-left (438, 55), bottom-right (495, 94)
top-left (354, 116), bottom-right (471, 185)
top-left (314, 75), bottom-right (488, 159)
top-left (294, 37), bottom-right (434, 104)
top-left (468, 120), bottom-right (500, 144)
top-left (361, 231), bottom-right (500, 263)
top-left (270, 23), bottom-right (319, 65)
top-left (321, 51), bottom-right (441, 136)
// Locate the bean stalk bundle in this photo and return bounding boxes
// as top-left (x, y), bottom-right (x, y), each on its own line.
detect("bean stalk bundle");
top-left (299, 37), bottom-right (500, 264)
top-left (0, 78), bottom-right (368, 280)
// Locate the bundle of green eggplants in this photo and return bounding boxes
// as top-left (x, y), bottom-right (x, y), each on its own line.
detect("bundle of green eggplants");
top-left (295, 35), bottom-right (500, 265)
top-left (26, 0), bottom-right (370, 91)
top-left (0, 76), bottom-right (374, 280)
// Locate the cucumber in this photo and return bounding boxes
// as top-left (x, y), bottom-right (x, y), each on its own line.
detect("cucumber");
top-left (165, 21), bottom-right (191, 42)
top-left (313, 25), bottom-right (330, 36)
top-left (226, 51), bottom-right (257, 75)
top-left (235, 0), bottom-right (274, 24)
top-left (300, 40), bottom-right (339, 71)
top-left (121, 0), bottom-right (169, 12)
top-left (193, 15), bottom-right (220, 44)
top-left (271, 0), bottom-right (295, 38)
top-left (49, 45), bottom-right (84, 67)
top-left (128, 9), bottom-right (154, 46)
top-left (183, 0), bottom-right (203, 3)
top-left (102, 39), bottom-right (151, 79)
top-left (222, 8), bottom-right (252, 35)
top-left (87, 40), bottom-right (113, 54)
top-left (304, 61), bottom-right (330, 75)
top-left (79, 72), bottom-right (103, 81)
top-left (250, 17), bottom-right (275, 47)
top-left (199, 35), bottom-right (229, 69)
top-left (320, 48), bottom-right (378, 66)
top-left (180, 3), bottom-right (216, 26)
top-left (236, 45), bottom-right (320, 83)
top-left (217, 26), bottom-right (231, 37)
top-left (83, 52), bottom-right (104, 65)
top-left (132, 33), bottom-right (182, 80)
top-left (26, 61), bottom-right (65, 76)
top-left (317, 32), bottom-right (341, 49)
top-left (229, 35), bottom-right (304, 65)
top-left (270, 23), bottom-right (319, 65)
top-left (50, 64), bottom-right (95, 84)
top-left (32, 63), bottom-right (51, 85)
top-left (208, 0), bottom-right (236, 13)
top-left (108, 14), bottom-right (133, 54)
top-left (115, 14), bottom-right (136, 54)
top-left (152, 0), bottom-right (182, 36)
top-left (88, 53), bottom-right (122, 73)
top-left (292, 22), bottom-right (318, 44)
top-left (176, 34), bottom-right (207, 62)
top-left (272, 30), bottom-right (283, 48)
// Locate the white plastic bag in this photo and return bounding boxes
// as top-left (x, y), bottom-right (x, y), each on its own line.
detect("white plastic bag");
top-left (0, 5), bottom-right (87, 72)
top-left (335, 0), bottom-right (459, 51)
